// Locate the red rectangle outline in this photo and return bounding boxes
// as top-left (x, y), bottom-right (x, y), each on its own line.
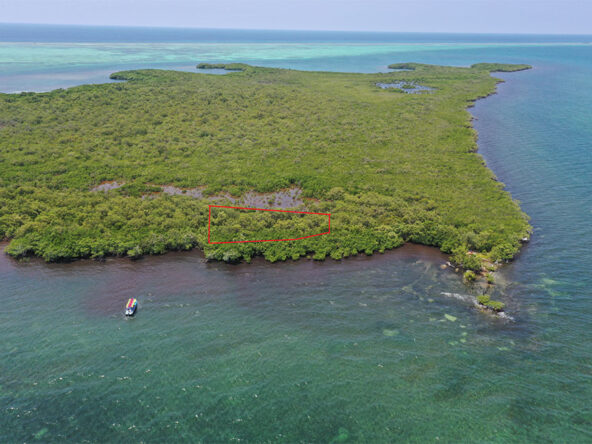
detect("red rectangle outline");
top-left (208, 204), bottom-right (331, 244)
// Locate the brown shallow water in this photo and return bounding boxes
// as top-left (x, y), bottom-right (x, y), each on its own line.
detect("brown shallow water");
top-left (0, 242), bottom-right (451, 317)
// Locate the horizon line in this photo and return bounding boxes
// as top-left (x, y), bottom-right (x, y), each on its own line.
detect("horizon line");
top-left (2, 22), bottom-right (592, 37)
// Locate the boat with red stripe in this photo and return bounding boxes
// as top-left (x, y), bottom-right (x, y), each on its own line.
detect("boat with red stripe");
top-left (125, 298), bottom-right (138, 316)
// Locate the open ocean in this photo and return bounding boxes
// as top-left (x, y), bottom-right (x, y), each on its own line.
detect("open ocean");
top-left (1, 24), bottom-right (591, 442)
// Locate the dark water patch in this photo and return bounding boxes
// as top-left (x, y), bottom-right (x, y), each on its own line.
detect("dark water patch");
top-left (432, 373), bottom-right (469, 402)
top-left (376, 81), bottom-right (434, 93)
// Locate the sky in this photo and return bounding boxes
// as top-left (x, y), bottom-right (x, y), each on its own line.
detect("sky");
top-left (0, 0), bottom-right (591, 34)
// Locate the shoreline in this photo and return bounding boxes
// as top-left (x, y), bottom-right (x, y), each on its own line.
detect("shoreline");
top-left (0, 240), bottom-right (448, 269)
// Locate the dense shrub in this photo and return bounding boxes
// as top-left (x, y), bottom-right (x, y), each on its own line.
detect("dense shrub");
top-left (0, 63), bottom-right (531, 262)
top-left (477, 294), bottom-right (505, 312)
top-left (451, 246), bottom-right (483, 271)
top-left (464, 270), bottom-right (477, 282)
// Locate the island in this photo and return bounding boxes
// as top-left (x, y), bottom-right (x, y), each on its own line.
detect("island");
top-left (0, 62), bottom-right (531, 284)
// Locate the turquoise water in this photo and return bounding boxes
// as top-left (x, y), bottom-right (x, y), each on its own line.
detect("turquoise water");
top-left (1, 28), bottom-right (592, 442)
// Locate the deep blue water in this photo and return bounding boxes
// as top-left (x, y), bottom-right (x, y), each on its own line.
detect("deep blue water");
top-left (1, 25), bottom-right (592, 442)
top-left (2, 23), bottom-right (592, 43)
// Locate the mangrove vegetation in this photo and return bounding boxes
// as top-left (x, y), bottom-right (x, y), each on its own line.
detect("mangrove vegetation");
top-left (0, 62), bottom-right (531, 265)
